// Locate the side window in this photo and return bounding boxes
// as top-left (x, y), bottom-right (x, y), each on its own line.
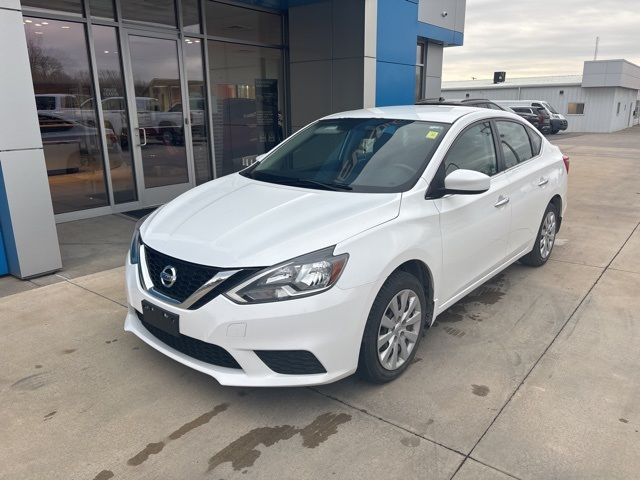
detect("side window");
top-left (444, 122), bottom-right (498, 176)
top-left (496, 121), bottom-right (533, 168)
top-left (526, 126), bottom-right (542, 156)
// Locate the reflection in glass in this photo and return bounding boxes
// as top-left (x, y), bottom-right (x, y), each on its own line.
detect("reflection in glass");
top-left (182, 0), bottom-right (201, 33)
top-left (92, 25), bottom-right (137, 203)
top-left (25, 18), bottom-right (108, 214)
top-left (208, 41), bottom-right (284, 176)
top-left (129, 36), bottom-right (189, 188)
top-left (121, 0), bottom-right (177, 27)
top-left (89, 0), bottom-right (115, 20)
top-left (184, 38), bottom-right (213, 184)
top-left (205, 2), bottom-right (282, 45)
top-left (21, 0), bottom-right (83, 17)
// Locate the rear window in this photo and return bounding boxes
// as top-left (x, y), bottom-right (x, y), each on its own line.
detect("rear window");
top-left (526, 126), bottom-right (542, 156)
top-left (496, 120), bottom-right (533, 168)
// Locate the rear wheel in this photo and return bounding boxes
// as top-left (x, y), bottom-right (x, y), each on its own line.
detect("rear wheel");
top-left (358, 271), bottom-right (426, 383)
top-left (520, 202), bottom-right (559, 267)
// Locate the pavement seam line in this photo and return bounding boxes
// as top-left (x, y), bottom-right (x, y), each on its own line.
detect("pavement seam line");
top-left (308, 387), bottom-right (467, 457)
top-left (466, 456), bottom-right (523, 480)
top-left (60, 277), bottom-right (128, 309)
top-left (447, 220), bottom-right (640, 480)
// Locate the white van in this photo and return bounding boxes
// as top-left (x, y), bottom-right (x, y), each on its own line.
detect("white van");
top-left (495, 100), bottom-right (568, 134)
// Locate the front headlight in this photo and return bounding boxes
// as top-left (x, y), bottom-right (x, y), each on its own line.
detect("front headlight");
top-left (129, 227), bottom-right (141, 264)
top-left (129, 213), bottom-right (152, 264)
top-left (224, 247), bottom-right (348, 304)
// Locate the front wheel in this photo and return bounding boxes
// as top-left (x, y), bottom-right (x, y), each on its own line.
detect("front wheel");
top-left (520, 203), bottom-right (559, 267)
top-left (358, 271), bottom-right (426, 383)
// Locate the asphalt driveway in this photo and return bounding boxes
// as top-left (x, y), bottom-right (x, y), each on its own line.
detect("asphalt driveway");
top-left (1, 127), bottom-right (639, 480)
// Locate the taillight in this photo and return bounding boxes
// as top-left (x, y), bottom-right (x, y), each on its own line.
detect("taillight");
top-left (562, 154), bottom-right (570, 173)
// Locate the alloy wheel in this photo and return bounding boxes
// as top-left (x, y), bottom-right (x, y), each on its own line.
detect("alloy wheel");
top-left (377, 289), bottom-right (422, 371)
top-left (539, 210), bottom-right (557, 259)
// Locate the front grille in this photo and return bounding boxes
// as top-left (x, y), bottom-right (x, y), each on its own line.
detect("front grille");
top-left (255, 350), bottom-right (326, 375)
top-left (137, 311), bottom-right (241, 369)
top-left (144, 245), bottom-right (220, 303)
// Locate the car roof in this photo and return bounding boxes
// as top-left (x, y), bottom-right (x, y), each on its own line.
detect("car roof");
top-left (322, 105), bottom-right (482, 124)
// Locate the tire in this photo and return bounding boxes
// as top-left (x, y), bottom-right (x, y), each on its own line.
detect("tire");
top-left (520, 202), bottom-right (559, 267)
top-left (358, 271), bottom-right (426, 383)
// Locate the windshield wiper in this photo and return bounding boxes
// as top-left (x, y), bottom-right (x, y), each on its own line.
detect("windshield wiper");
top-left (249, 172), bottom-right (352, 191)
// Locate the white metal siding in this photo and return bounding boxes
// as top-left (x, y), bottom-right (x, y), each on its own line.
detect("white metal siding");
top-left (442, 84), bottom-right (638, 133)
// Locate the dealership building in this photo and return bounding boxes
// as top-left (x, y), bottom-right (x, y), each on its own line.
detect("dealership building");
top-left (0, 0), bottom-right (466, 278)
top-left (442, 59), bottom-right (640, 134)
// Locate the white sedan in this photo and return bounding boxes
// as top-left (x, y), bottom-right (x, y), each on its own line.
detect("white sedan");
top-left (124, 105), bottom-right (568, 386)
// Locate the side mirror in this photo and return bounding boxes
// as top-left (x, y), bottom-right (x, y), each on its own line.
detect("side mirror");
top-left (444, 169), bottom-right (490, 194)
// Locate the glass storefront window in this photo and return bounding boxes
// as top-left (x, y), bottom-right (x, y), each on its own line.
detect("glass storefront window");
top-left (208, 41), bottom-right (284, 176)
top-left (21, 0), bottom-right (83, 17)
top-left (184, 38), bottom-right (213, 184)
top-left (121, 0), bottom-right (177, 27)
top-left (206, 2), bottom-right (282, 45)
top-left (89, 0), bottom-right (116, 21)
top-left (91, 25), bottom-right (137, 203)
top-left (25, 17), bottom-right (109, 214)
top-left (182, 0), bottom-right (201, 33)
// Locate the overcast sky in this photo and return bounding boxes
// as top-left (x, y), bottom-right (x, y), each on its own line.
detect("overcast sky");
top-left (442, 0), bottom-right (640, 82)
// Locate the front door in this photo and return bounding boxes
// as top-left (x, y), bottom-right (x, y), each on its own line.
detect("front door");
top-left (123, 32), bottom-right (194, 206)
top-left (435, 121), bottom-right (511, 308)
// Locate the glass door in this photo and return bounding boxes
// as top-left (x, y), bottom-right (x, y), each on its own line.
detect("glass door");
top-left (123, 32), bottom-right (194, 206)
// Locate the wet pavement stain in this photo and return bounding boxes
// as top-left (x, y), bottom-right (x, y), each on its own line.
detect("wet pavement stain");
top-left (438, 274), bottom-right (507, 323)
top-left (105, 339), bottom-right (118, 344)
top-left (299, 412), bottom-right (352, 448)
top-left (62, 349), bottom-right (77, 354)
top-left (126, 403), bottom-right (228, 467)
top-left (472, 384), bottom-right (490, 397)
top-left (208, 412), bottom-right (352, 473)
top-left (92, 470), bottom-right (114, 480)
top-left (168, 403), bottom-right (228, 440)
top-left (11, 372), bottom-right (50, 391)
top-left (208, 425), bottom-right (299, 472)
top-left (34, 364), bottom-right (43, 369)
top-left (619, 418), bottom-right (629, 423)
top-left (400, 436), bottom-right (420, 447)
top-left (43, 411), bottom-right (57, 421)
top-left (411, 356), bottom-right (423, 365)
top-left (128, 442), bottom-right (164, 466)
top-left (443, 326), bottom-right (466, 337)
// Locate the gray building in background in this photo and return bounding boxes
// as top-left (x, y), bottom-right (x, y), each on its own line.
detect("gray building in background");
top-left (443, 59), bottom-right (640, 133)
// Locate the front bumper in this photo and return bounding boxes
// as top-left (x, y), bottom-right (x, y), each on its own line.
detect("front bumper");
top-left (124, 259), bottom-right (374, 387)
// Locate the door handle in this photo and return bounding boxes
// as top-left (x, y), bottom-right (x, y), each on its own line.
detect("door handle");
top-left (494, 195), bottom-right (510, 208)
top-left (537, 177), bottom-right (549, 186)
top-left (139, 128), bottom-right (147, 147)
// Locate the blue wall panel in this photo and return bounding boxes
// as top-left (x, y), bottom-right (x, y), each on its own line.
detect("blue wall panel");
top-left (376, 61), bottom-right (416, 107)
top-left (375, 0), bottom-right (463, 106)
top-left (0, 225), bottom-right (8, 276)
top-left (0, 167), bottom-right (9, 276)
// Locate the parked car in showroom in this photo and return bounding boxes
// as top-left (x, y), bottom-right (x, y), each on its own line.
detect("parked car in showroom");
top-left (125, 105), bottom-right (569, 387)
top-left (511, 106), bottom-right (551, 133)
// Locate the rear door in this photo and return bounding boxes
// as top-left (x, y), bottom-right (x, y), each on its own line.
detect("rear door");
top-left (495, 120), bottom-right (552, 256)
top-left (435, 120), bottom-right (512, 306)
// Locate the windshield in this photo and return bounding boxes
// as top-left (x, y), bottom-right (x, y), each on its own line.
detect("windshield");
top-left (241, 118), bottom-right (449, 193)
top-left (542, 102), bottom-right (558, 114)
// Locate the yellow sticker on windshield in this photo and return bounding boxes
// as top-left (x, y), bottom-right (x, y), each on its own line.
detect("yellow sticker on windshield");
top-left (426, 130), bottom-right (439, 140)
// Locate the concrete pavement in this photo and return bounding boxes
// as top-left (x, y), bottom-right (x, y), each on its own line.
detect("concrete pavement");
top-left (0, 127), bottom-right (639, 479)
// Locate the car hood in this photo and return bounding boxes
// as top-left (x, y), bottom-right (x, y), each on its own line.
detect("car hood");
top-left (140, 173), bottom-right (401, 268)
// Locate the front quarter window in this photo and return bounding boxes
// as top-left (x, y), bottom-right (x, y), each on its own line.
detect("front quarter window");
top-left (241, 118), bottom-right (450, 193)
